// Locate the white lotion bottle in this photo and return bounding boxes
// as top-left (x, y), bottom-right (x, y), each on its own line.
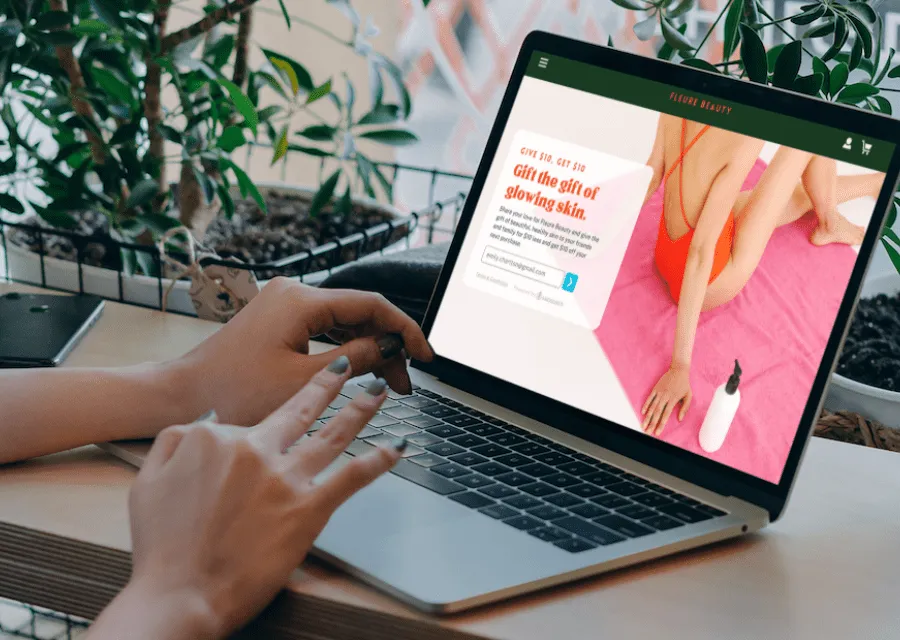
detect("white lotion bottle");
top-left (699, 360), bottom-right (742, 453)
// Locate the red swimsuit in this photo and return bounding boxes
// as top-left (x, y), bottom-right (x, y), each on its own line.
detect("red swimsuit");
top-left (654, 119), bottom-right (735, 304)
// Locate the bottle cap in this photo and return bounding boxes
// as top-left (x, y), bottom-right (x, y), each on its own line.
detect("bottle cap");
top-left (726, 359), bottom-right (742, 394)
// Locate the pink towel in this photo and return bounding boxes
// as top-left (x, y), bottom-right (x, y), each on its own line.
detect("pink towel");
top-left (595, 160), bottom-right (857, 482)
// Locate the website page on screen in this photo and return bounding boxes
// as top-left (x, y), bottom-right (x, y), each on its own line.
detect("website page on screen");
top-left (429, 52), bottom-right (895, 483)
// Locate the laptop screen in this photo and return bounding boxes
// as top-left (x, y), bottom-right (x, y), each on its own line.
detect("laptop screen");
top-left (428, 51), bottom-right (895, 484)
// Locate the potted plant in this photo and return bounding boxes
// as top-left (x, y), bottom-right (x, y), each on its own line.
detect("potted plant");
top-left (0, 0), bottom-right (418, 313)
top-left (608, 0), bottom-right (900, 425)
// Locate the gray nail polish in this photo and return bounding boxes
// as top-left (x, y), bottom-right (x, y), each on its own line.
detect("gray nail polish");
top-left (365, 378), bottom-right (387, 396)
top-left (377, 334), bottom-right (404, 360)
top-left (391, 436), bottom-right (408, 453)
top-left (327, 355), bottom-right (350, 374)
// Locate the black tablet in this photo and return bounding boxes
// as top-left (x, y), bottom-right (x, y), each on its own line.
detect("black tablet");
top-left (0, 292), bottom-right (105, 367)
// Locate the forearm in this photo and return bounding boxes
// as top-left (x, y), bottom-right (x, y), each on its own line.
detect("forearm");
top-left (0, 361), bottom-right (205, 464)
top-left (671, 254), bottom-right (713, 368)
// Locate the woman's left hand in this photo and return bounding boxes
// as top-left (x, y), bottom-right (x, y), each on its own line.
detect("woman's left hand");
top-left (641, 365), bottom-right (692, 436)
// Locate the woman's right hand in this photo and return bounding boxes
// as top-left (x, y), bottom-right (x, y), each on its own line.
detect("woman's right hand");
top-left (89, 356), bottom-right (402, 640)
top-left (641, 364), bottom-right (692, 437)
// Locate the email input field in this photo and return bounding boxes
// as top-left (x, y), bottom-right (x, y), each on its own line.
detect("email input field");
top-left (481, 246), bottom-right (565, 288)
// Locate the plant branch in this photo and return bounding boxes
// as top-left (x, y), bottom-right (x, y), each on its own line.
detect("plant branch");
top-left (754, 1), bottom-right (815, 58)
top-left (162, 0), bottom-right (261, 53)
top-left (232, 9), bottom-right (253, 88)
top-left (695, 0), bottom-right (733, 56)
top-left (145, 0), bottom-right (171, 213)
top-left (252, 6), bottom-right (353, 47)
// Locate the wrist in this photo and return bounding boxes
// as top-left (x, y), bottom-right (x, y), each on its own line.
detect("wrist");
top-left (670, 359), bottom-right (690, 372)
top-left (144, 358), bottom-right (209, 433)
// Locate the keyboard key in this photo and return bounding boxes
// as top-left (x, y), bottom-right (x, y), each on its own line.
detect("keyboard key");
top-left (448, 452), bottom-right (488, 467)
top-left (443, 399), bottom-right (464, 409)
top-left (426, 424), bottom-right (464, 439)
top-left (554, 537), bottom-right (598, 553)
top-left (386, 388), bottom-right (405, 400)
top-left (632, 493), bottom-right (675, 508)
top-left (364, 433), bottom-right (399, 448)
top-left (368, 414), bottom-right (400, 428)
top-left (532, 451), bottom-right (574, 466)
top-left (444, 414), bottom-right (481, 428)
top-left (485, 417), bottom-right (507, 426)
top-left (518, 462), bottom-right (556, 477)
top-left (405, 415), bottom-right (443, 429)
top-left (656, 487), bottom-right (678, 497)
top-left (606, 481), bottom-right (646, 497)
top-left (694, 504), bottom-right (727, 517)
top-left (545, 493), bottom-right (584, 508)
top-left (319, 407), bottom-right (338, 419)
top-left (643, 515), bottom-right (684, 531)
top-left (406, 432), bottom-right (441, 448)
top-left (431, 463), bottom-right (472, 479)
top-left (544, 473), bottom-right (581, 488)
top-left (390, 460), bottom-right (465, 495)
top-left (511, 442), bottom-right (551, 456)
top-left (569, 503), bottom-right (610, 519)
top-left (465, 423), bottom-right (503, 437)
top-left (495, 453), bottom-right (532, 467)
top-left (472, 462), bottom-right (512, 477)
top-left (558, 461), bottom-right (599, 476)
top-left (408, 453), bottom-right (445, 468)
top-left (505, 425), bottom-right (529, 435)
top-left (502, 515), bottom-right (543, 531)
top-left (426, 442), bottom-right (465, 457)
top-left (657, 504), bottom-right (713, 523)
top-left (344, 439), bottom-right (373, 456)
top-left (456, 473), bottom-right (495, 489)
top-left (618, 472), bottom-right (644, 484)
top-left (448, 434), bottom-right (488, 449)
top-left (381, 424), bottom-right (420, 438)
top-left (328, 395), bottom-right (352, 409)
top-left (567, 483), bottom-right (607, 499)
top-left (529, 527), bottom-right (571, 542)
top-left (470, 443), bottom-right (510, 458)
top-left (450, 492), bottom-right (494, 509)
top-left (554, 516), bottom-right (626, 546)
top-left (399, 396), bottom-right (438, 410)
top-left (380, 399), bottom-right (401, 410)
top-left (497, 472), bottom-right (533, 487)
top-left (504, 494), bottom-right (543, 510)
top-left (487, 432), bottom-right (527, 447)
top-left (679, 496), bottom-right (702, 507)
top-left (592, 494), bottom-right (632, 509)
top-left (520, 482), bottom-right (560, 497)
top-left (527, 505), bottom-right (568, 521)
top-left (355, 426), bottom-right (381, 439)
top-left (384, 406), bottom-right (422, 420)
top-left (417, 389), bottom-right (440, 399)
top-left (422, 405), bottom-right (460, 419)
top-left (583, 471), bottom-right (619, 487)
top-left (479, 484), bottom-right (518, 499)
top-left (618, 505), bottom-right (657, 520)
top-left (480, 504), bottom-right (518, 520)
top-left (593, 515), bottom-right (655, 538)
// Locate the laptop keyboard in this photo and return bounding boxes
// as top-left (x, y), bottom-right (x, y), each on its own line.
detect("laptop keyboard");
top-left (310, 382), bottom-right (729, 554)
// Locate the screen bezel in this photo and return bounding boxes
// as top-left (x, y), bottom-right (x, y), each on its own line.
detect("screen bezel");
top-left (415, 30), bottom-right (900, 521)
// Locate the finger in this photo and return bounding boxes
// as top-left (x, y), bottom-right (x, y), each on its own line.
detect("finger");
top-left (308, 334), bottom-right (406, 382)
top-left (290, 378), bottom-right (388, 477)
top-left (379, 354), bottom-right (412, 395)
top-left (647, 397), bottom-right (668, 434)
top-left (641, 391), bottom-right (657, 416)
top-left (252, 355), bottom-right (352, 453)
top-left (642, 394), bottom-right (662, 430)
top-left (655, 401), bottom-right (676, 437)
top-left (679, 392), bottom-right (692, 421)
top-left (304, 289), bottom-right (433, 363)
top-left (311, 436), bottom-right (406, 513)
top-left (142, 425), bottom-right (190, 472)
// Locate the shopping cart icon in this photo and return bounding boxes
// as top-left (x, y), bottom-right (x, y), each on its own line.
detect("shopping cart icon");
top-left (862, 141), bottom-right (872, 156)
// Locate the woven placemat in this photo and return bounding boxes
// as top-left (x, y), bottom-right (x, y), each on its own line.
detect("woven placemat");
top-left (815, 411), bottom-right (900, 452)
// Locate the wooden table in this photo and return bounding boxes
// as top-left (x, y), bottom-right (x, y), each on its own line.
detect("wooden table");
top-left (1, 282), bottom-right (899, 640)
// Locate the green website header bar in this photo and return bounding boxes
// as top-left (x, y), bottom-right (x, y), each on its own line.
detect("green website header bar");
top-left (525, 52), bottom-right (894, 172)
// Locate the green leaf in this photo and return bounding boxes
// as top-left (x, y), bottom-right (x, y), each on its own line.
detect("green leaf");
top-left (357, 128), bottom-right (418, 146)
top-left (158, 124), bottom-right (183, 144)
top-left (367, 57), bottom-right (383, 107)
top-left (287, 143), bottom-right (331, 157)
top-left (773, 40), bottom-right (802, 88)
top-left (89, 0), bottom-right (124, 30)
top-left (272, 126), bottom-right (289, 164)
top-left (229, 161), bottom-right (267, 213)
top-left (261, 48), bottom-right (313, 94)
top-left (656, 22), bottom-right (687, 61)
top-left (681, 58), bottom-right (720, 73)
top-left (874, 48), bottom-right (895, 85)
top-left (357, 103), bottom-right (400, 126)
top-left (609, 0), bottom-right (646, 9)
top-left (41, 31), bottom-right (79, 46)
top-left (836, 82), bottom-right (879, 104)
top-left (306, 78), bottom-right (332, 104)
top-left (296, 124), bottom-right (336, 142)
top-left (257, 105), bottom-right (282, 122)
top-left (660, 17), bottom-right (694, 52)
top-left (125, 178), bottom-right (159, 211)
top-left (277, 0), bottom-right (292, 29)
top-left (881, 236), bottom-right (900, 275)
top-left (766, 43), bottom-right (786, 71)
top-left (92, 67), bottom-right (133, 104)
top-left (356, 153), bottom-right (376, 198)
top-left (722, 0), bottom-right (743, 60)
top-left (823, 18), bottom-right (848, 61)
top-left (376, 55), bottom-right (411, 119)
top-left (0, 192), bottom-right (24, 214)
top-left (792, 72), bottom-right (824, 96)
top-left (218, 125), bottom-right (246, 152)
top-left (38, 208), bottom-right (77, 228)
top-left (830, 61), bottom-right (849, 95)
top-left (847, 15), bottom-right (873, 59)
top-left (812, 57), bottom-right (830, 96)
top-left (884, 227), bottom-right (900, 247)
top-left (805, 19), bottom-right (836, 39)
top-left (254, 71), bottom-right (288, 100)
top-left (73, 19), bottom-right (109, 36)
top-left (872, 95), bottom-right (892, 115)
top-left (791, 5), bottom-right (826, 25)
top-left (668, 0), bottom-right (694, 19)
top-left (607, 35), bottom-right (614, 48)
top-left (337, 185), bottom-right (352, 215)
top-left (137, 213), bottom-right (182, 233)
top-left (217, 183), bottom-right (235, 219)
top-left (888, 199), bottom-right (898, 230)
top-left (371, 161), bottom-right (393, 202)
top-left (633, 16), bottom-right (656, 42)
top-left (110, 121), bottom-right (140, 146)
top-left (849, 35), bottom-right (863, 71)
top-left (217, 77), bottom-right (258, 136)
top-left (34, 11), bottom-right (71, 30)
top-left (845, 3), bottom-right (877, 25)
top-left (309, 168), bottom-right (340, 216)
top-left (739, 24), bottom-right (767, 83)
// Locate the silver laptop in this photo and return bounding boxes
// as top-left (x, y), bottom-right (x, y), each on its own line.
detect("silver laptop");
top-left (102, 31), bottom-right (900, 614)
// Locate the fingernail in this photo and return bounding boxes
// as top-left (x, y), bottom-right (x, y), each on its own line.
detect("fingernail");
top-left (327, 355), bottom-right (350, 374)
top-left (377, 334), bottom-right (404, 360)
top-left (195, 409), bottom-right (218, 423)
top-left (365, 378), bottom-right (387, 396)
top-left (391, 436), bottom-right (408, 453)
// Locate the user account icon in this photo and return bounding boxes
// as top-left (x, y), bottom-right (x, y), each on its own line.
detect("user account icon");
top-left (562, 273), bottom-right (579, 292)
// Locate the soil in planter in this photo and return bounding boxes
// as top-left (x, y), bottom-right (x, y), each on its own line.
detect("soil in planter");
top-left (9, 191), bottom-right (408, 281)
top-left (836, 290), bottom-right (900, 392)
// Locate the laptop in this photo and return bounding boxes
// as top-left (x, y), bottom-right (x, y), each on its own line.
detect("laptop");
top-left (101, 31), bottom-right (900, 614)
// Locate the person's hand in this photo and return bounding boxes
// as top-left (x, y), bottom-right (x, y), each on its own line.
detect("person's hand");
top-left (175, 278), bottom-right (434, 426)
top-left (641, 364), bottom-right (692, 437)
top-left (89, 356), bottom-right (404, 640)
